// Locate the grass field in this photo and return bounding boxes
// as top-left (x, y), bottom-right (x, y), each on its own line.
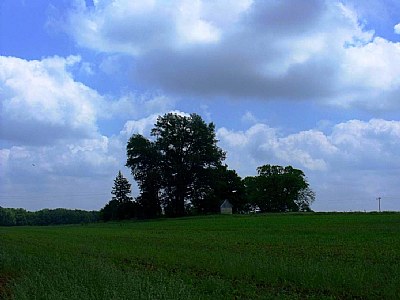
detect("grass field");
top-left (1, 213), bottom-right (400, 299)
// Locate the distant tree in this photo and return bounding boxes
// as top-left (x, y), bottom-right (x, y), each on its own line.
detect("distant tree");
top-left (0, 207), bottom-right (99, 226)
top-left (244, 164), bottom-right (315, 212)
top-left (0, 207), bottom-right (16, 226)
top-left (295, 187), bottom-right (315, 212)
top-left (13, 208), bottom-right (28, 225)
top-left (127, 113), bottom-right (225, 217)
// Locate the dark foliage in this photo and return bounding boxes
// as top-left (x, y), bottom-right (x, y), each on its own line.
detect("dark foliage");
top-left (126, 135), bottom-right (162, 219)
top-left (244, 164), bottom-right (315, 212)
top-left (100, 200), bottom-right (138, 221)
top-left (191, 165), bottom-right (247, 214)
top-left (111, 171), bottom-right (133, 203)
top-left (100, 171), bottom-right (137, 221)
top-left (127, 113), bottom-right (225, 217)
top-left (0, 207), bottom-right (99, 226)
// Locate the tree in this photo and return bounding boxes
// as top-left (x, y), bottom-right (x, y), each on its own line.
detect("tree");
top-left (0, 207), bottom-right (16, 226)
top-left (217, 167), bottom-right (247, 213)
top-left (126, 134), bottom-right (162, 219)
top-left (244, 164), bottom-right (315, 212)
top-left (100, 200), bottom-right (119, 221)
top-left (193, 165), bottom-right (247, 214)
top-left (126, 113), bottom-right (225, 217)
top-left (111, 171), bottom-right (133, 204)
top-left (295, 187), bottom-right (315, 212)
top-left (0, 207), bottom-right (99, 226)
top-left (100, 171), bottom-right (135, 221)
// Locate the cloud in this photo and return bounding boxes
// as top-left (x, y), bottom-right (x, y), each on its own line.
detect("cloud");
top-left (1, 138), bottom-right (119, 178)
top-left (330, 119), bottom-right (400, 169)
top-left (395, 23), bottom-right (400, 34)
top-left (217, 125), bottom-right (335, 173)
top-left (0, 55), bottom-right (102, 145)
top-left (0, 55), bottom-right (139, 210)
top-left (241, 111), bottom-right (259, 124)
top-left (337, 37), bottom-right (400, 109)
top-left (121, 114), bottom-right (160, 137)
top-left (219, 118), bottom-right (400, 173)
top-left (175, 0), bottom-right (222, 44)
top-left (64, 0), bottom-right (400, 110)
top-left (0, 134), bottom-right (125, 210)
top-left (66, 0), bottom-right (250, 54)
top-left (0, 55), bottom-right (176, 143)
top-left (120, 110), bottom-right (190, 138)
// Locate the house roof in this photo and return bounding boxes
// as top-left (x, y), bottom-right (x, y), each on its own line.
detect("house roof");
top-left (220, 199), bottom-right (232, 208)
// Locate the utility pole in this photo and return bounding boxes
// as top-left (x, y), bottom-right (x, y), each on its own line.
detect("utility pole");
top-left (376, 197), bottom-right (381, 212)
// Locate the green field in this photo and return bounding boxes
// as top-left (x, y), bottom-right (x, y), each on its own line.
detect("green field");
top-left (1, 213), bottom-right (399, 299)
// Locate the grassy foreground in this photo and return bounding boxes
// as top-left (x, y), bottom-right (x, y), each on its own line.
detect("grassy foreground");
top-left (1, 213), bottom-right (399, 299)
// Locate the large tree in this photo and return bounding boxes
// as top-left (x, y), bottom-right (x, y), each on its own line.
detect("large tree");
top-left (126, 113), bottom-right (225, 217)
top-left (126, 134), bottom-right (161, 218)
top-left (244, 164), bottom-right (315, 212)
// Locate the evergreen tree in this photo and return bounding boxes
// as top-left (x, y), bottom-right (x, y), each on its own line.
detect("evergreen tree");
top-left (100, 171), bottom-right (135, 221)
top-left (111, 171), bottom-right (133, 203)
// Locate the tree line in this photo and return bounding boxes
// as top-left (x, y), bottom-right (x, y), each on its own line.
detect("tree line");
top-left (101, 113), bottom-right (315, 221)
top-left (0, 207), bottom-right (99, 226)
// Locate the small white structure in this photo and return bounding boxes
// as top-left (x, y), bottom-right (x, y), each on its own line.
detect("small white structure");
top-left (220, 199), bottom-right (233, 214)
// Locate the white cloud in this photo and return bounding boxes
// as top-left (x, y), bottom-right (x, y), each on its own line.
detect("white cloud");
top-left (274, 131), bottom-right (338, 171)
top-left (219, 118), bottom-right (400, 173)
top-left (0, 55), bottom-right (102, 145)
top-left (217, 124), bottom-right (278, 175)
top-left (120, 110), bottom-right (190, 137)
top-left (218, 125), bottom-right (334, 172)
top-left (330, 119), bottom-right (400, 167)
top-left (0, 55), bottom-right (175, 143)
top-left (175, 0), bottom-right (222, 44)
top-left (121, 114), bottom-right (160, 137)
top-left (0, 55), bottom-right (133, 210)
top-left (395, 23), bottom-right (400, 34)
top-left (341, 37), bottom-right (400, 101)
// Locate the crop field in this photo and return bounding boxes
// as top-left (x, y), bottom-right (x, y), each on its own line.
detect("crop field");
top-left (1, 213), bottom-right (400, 299)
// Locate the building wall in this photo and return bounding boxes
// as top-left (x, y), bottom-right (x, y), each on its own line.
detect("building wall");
top-left (221, 207), bottom-right (232, 214)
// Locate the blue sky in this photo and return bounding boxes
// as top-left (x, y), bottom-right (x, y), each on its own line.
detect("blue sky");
top-left (1, 0), bottom-right (400, 212)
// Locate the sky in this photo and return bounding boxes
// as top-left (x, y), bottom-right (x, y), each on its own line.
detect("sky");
top-left (1, 0), bottom-right (400, 212)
